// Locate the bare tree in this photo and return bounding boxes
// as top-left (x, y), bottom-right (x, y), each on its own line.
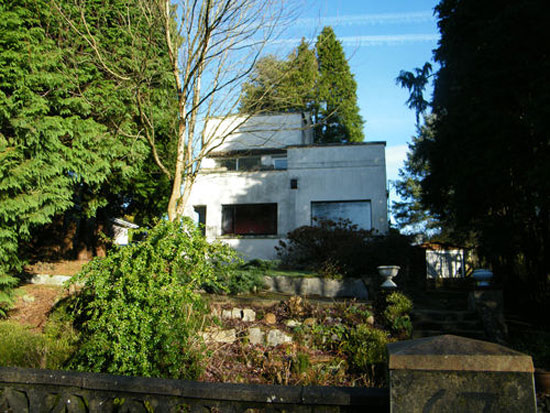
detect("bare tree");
top-left (55, 0), bottom-right (289, 221)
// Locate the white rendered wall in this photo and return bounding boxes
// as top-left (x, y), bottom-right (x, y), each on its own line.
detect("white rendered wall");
top-left (287, 144), bottom-right (388, 233)
top-left (204, 113), bottom-right (313, 152)
top-left (184, 143), bottom-right (388, 260)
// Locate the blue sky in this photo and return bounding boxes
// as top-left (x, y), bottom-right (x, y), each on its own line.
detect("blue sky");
top-left (281, 0), bottom-right (441, 211)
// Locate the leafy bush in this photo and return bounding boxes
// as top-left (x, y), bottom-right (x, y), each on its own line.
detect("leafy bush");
top-left (203, 259), bottom-right (268, 295)
top-left (224, 268), bottom-right (265, 295)
top-left (0, 320), bottom-right (77, 369)
top-left (342, 325), bottom-right (391, 384)
top-left (0, 273), bottom-right (17, 317)
top-left (383, 291), bottom-right (413, 338)
top-left (68, 219), bottom-right (239, 379)
top-left (509, 330), bottom-right (550, 369)
top-left (276, 219), bottom-right (413, 278)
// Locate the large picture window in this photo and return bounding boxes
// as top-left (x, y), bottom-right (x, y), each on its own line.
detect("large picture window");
top-left (222, 203), bottom-right (277, 235)
top-left (311, 200), bottom-right (372, 230)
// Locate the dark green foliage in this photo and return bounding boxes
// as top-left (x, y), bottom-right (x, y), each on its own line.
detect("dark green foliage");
top-left (401, 0), bottom-right (550, 318)
top-left (240, 40), bottom-right (317, 113)
top-left (276, 218), bottom-right (413, 278)
top-left (0, 0), bottom-right (174, 276)
top-left (342, 325), bottom-right (390, 371)
top-left (0, 272), bottom-right (17, 317)
top-left (68, 219), bottom-right (239, 379)
top-left (315, 27), bottom-right (364, 143)
top-left (509, 330), bottom-right (550, 369)
top-left (241, 28), bottom-right (364, 143)
top-left (383, 291), bottom-right (413, 338)
top-left (395, 63), bottom-right (432, 125)
top-left (392, 115), bottom-right (448, 237)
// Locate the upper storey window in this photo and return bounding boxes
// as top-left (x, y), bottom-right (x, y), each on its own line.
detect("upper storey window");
top-left (215, 154), bottom-right (287, 171)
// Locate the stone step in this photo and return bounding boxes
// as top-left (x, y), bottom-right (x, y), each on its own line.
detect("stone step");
top-left (413, 319), bottom-right (483, 331)
top-left (412, 329), bottom-right (486, 340)
top-left (411, 309), bottom-right (479, 323)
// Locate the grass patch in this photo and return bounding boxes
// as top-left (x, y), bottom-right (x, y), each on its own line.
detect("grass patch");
top-left (265, 269), bottom-right (318, 278)
top-left (0, 319), bottom-right (78, 369)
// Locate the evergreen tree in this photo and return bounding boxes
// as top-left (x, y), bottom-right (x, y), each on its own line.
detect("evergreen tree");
top-left (240, 39), bottom-right (317, 113)
top-left (392, 116), bottom-right (440, 235)
top-left (0, 0), bottom-right (174, 291)
top-left (315, 26), bottom-right (364, 143)
top-left (396, 0), bottom-right (550, 317)
top-left (241, 29), bottom-right (364, 143)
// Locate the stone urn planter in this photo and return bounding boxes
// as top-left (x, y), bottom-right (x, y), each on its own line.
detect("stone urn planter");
top-left (472, 268), bottom-right (494, 287)
top-left (535, 368), bottom-right (550, 395)
top-left (377, 265), bottom-right (400, 288)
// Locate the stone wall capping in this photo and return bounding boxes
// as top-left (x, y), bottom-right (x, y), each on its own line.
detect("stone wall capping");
top-left (388, 334), bottom-right (534, 373)
top-left (388, 334), bottom-right (537, 412)
top-left (0, 366), bottom-right (389, 409)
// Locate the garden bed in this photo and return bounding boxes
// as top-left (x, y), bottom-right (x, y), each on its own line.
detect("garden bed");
top-left (1, 283), bottom-right (411, 387)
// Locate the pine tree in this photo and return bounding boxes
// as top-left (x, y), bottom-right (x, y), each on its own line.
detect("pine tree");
top-left (315, 26), bottom-right (364, 143)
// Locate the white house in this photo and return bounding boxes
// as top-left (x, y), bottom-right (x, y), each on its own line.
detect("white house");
top-left (183, 113), bottom-right (389, 259)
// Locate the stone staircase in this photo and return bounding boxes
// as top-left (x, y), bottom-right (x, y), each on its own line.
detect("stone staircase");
top-left (410, 289), bottom-right (486, 340)
top-left (411, 308), bottom-right (485, 339)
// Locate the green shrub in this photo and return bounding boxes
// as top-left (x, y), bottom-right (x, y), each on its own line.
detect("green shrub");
top-left (68, 219), bottom-right (239, 379)
top-left (225, 268), bottom-right (265, 295)
top-left (384, 291), bottom-right (413, 338)
top-left (276, 219), bottom-right (413, 278)
top-left (509, 330), bottom-right (550, 369)
top-left (203, 259), bottom-right (269, 295)
top-left (0, 320), bottom-right (77, 369)
top-left (0, 273), bottom-right (17, 317)
top-left (343, 325), bottom-right (390, 371)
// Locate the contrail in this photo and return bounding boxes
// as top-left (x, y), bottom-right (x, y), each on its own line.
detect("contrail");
top-left (271, 33), bottom-right (439, 47)
top-left (295, 11), bottom-right (434, 28)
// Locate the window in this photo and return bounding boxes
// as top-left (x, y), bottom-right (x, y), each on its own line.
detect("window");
top-left (222, 203), bottom-right (277, 235)
top-left (216, 156), bottom-right (261, 171)
top-left (193, 206), bottom-right (206, 235)
top-left (238, 156), bottom-right (261, 171)
top-left (218, 158), bottom-right (237, 170)
top-left (311, 200), bottom-right (372, 230)
top-left (273, 157), bottom-right (288, 170)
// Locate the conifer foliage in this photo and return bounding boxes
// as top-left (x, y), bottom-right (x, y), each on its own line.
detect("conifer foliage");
top-left (240, 27), bottom-right (364, 143)
top-left (315, 27), bottom-right (364, 143)
top-left (0, 0), bottom-right (173, 306)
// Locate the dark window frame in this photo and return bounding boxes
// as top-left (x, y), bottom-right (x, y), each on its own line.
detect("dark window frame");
top-left (310, 199), bottom-right (372, 230)
top-left (221, 203), bottom-right (277, 236)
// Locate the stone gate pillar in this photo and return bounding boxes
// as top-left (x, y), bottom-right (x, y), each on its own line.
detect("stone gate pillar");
top-left (387, 334), bottom-right (536, 412)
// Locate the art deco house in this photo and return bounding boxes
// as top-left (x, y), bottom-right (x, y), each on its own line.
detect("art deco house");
top-left (183, 113), bottom-right (388, 259)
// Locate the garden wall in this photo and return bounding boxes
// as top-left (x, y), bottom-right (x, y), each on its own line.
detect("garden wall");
top-left (263, 275), bottom-right (369, 299)
top-left (0, 367), bottom-right (389, 412)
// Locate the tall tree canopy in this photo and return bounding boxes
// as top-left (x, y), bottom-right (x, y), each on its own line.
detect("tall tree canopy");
top-left (59, 0), bottom-right (286, 222)
top-left (240, 27), bottom-right (364, 143)
top-left (315, 26), bottom-right (364, 143)
top-left (240, 39), bottom-right (317, 113)
top-left (0, 0), bottom-right (174, 278)
top-left (397, 0), bottom-right (550, 313)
